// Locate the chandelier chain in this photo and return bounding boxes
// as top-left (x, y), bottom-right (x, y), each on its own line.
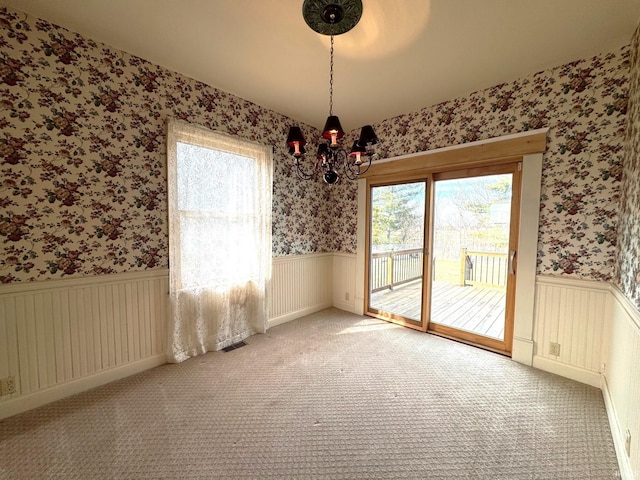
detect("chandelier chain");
top-left (329, 34), bottom-right (334, 116)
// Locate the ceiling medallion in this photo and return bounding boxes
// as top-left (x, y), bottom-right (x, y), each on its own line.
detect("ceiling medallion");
top-left (302, 0), bottom-right (363, 36)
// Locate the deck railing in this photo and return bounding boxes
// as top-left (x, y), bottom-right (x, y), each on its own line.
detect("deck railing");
top-left (371, 248), bottom-right (508, 292)
top-left (370, 248), bottom-right (423, 292)
top-left (461, 248), bottom-right (508, 287)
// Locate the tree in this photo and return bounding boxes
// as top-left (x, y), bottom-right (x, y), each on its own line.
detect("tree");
top-left (371, 183), bottom-right (424, 248)
top-left (433, 175), bottom-right (513, 255)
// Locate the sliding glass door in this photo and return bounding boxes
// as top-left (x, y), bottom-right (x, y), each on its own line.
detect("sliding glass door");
top-left (366, 180), bottom-right (428, 330)
top-left (428, 164), bottom-right (521, 353)
top-left (365, 163), bottom-right (521, 354)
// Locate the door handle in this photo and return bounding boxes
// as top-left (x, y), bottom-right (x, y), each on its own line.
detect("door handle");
top-left (508, 250), bottom-right (517, 275)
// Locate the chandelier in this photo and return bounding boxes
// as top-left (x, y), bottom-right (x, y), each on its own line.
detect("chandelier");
top-left (286, 0), bottom-right (379, 185)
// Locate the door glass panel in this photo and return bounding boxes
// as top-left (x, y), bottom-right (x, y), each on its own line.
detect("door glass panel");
top-left (368, 182), bottom-right (426, 323)
top-left (430, 174), bottom-right (513, 340)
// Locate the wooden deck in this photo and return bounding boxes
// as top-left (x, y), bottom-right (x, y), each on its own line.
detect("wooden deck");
top-left (369, 280), bottom-right (506, 340)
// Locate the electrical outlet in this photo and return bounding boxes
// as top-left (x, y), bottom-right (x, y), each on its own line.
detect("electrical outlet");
top-left (345, 292), bottom-right (350, 301)
top-left (549, 342), bottom-right (561, 356)
top-left (625, 430), bottom-right (631, 457)
top-left (0, 376), bottom-right (16, 395)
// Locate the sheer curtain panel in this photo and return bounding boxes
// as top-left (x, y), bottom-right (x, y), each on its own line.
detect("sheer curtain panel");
top-left (166, 119), bottom-right (273, 363)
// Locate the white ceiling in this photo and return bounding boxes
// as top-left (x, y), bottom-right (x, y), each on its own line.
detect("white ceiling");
top-left (3, 0), bottom-right (639, 131)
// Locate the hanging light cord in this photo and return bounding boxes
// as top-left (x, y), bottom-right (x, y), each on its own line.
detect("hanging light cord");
top-left (329, 34), bottom-right (334, 116)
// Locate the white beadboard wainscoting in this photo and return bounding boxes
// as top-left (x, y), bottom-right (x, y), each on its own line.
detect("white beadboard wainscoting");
top-left (1, 259), bottom-right (639, 477)
top-left (0, 270), bottom-right (169, 419)
top-left (269, 253), bottom-right (334, 327)
top-left (603, 286), bottom-right (640, 480)
top-left (0, 253), bottom-right (338, 419)
top-left (532, 274), bottom-right (640, 478)
top-left (532, 275), bottom-right (610, 387)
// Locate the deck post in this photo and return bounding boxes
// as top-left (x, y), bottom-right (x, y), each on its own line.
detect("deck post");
top-left (459, 248), bottom-right (467, 286)
top-left (387, 252), bottom-right (394, 290)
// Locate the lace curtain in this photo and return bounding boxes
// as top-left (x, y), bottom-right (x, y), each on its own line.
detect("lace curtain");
top-left (166, 119), bottom-right (272, 363)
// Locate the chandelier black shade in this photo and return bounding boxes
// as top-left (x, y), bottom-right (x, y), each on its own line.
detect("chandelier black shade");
top-left (358, 125), bottom-right (379, 146)
top-left (286, 126), bottom-right (306, 147)
top-left (322, 115), bottom-right (345, 142)
top-left (286, 0), bottom-right (378, 185)
top-left (286, 126), bottom-right (306, 157)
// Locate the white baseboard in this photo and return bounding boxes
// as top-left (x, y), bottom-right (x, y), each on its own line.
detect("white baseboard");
top-left (602, 375), bottom-right (634, 480)
top-left (532, 355), bottom-right (601, 387)
top-left (0, 354), bottom-right (167, 420)
top-left (332, 300), bottom-right (356, 313)
top-left (268, 301), bottom-right (333, 328)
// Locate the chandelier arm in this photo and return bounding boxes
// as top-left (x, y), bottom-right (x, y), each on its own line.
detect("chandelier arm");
top-left (294, 158), bottom-right (317, 180)
top-left (329, 147), bottom-right (347, 170)
top-left (344, 156), bottom-right (372, 180)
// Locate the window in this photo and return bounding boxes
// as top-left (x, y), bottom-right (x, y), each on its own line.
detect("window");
top-left (166, 119), bottom-right (272, 362)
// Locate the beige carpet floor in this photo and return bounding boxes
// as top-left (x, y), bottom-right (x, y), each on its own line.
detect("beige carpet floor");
top-left (0, 308), bottom-right (619, 479)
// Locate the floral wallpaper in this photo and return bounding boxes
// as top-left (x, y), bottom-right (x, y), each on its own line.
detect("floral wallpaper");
top-left (0, 6), bottom-right (332, 283)
top-left (333, 46), bottom-right (630, 281)
top-left (616, 23), bottom-right (640, 310)
top-left (0, 5), bottom-right (633, 285)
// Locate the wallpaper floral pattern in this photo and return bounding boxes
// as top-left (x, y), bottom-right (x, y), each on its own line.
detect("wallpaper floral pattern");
top-left (0, 6), bottom-right (331, 283)
top-left (616, 23), bottom-right (640, 310)
top-left (333, 45), bottom-right (630, 282)
top-left (0, 5), bottom-right (633, 285)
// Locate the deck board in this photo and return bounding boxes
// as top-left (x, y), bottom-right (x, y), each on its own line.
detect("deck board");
top-left (370, 280), bottom-right (506, 339)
